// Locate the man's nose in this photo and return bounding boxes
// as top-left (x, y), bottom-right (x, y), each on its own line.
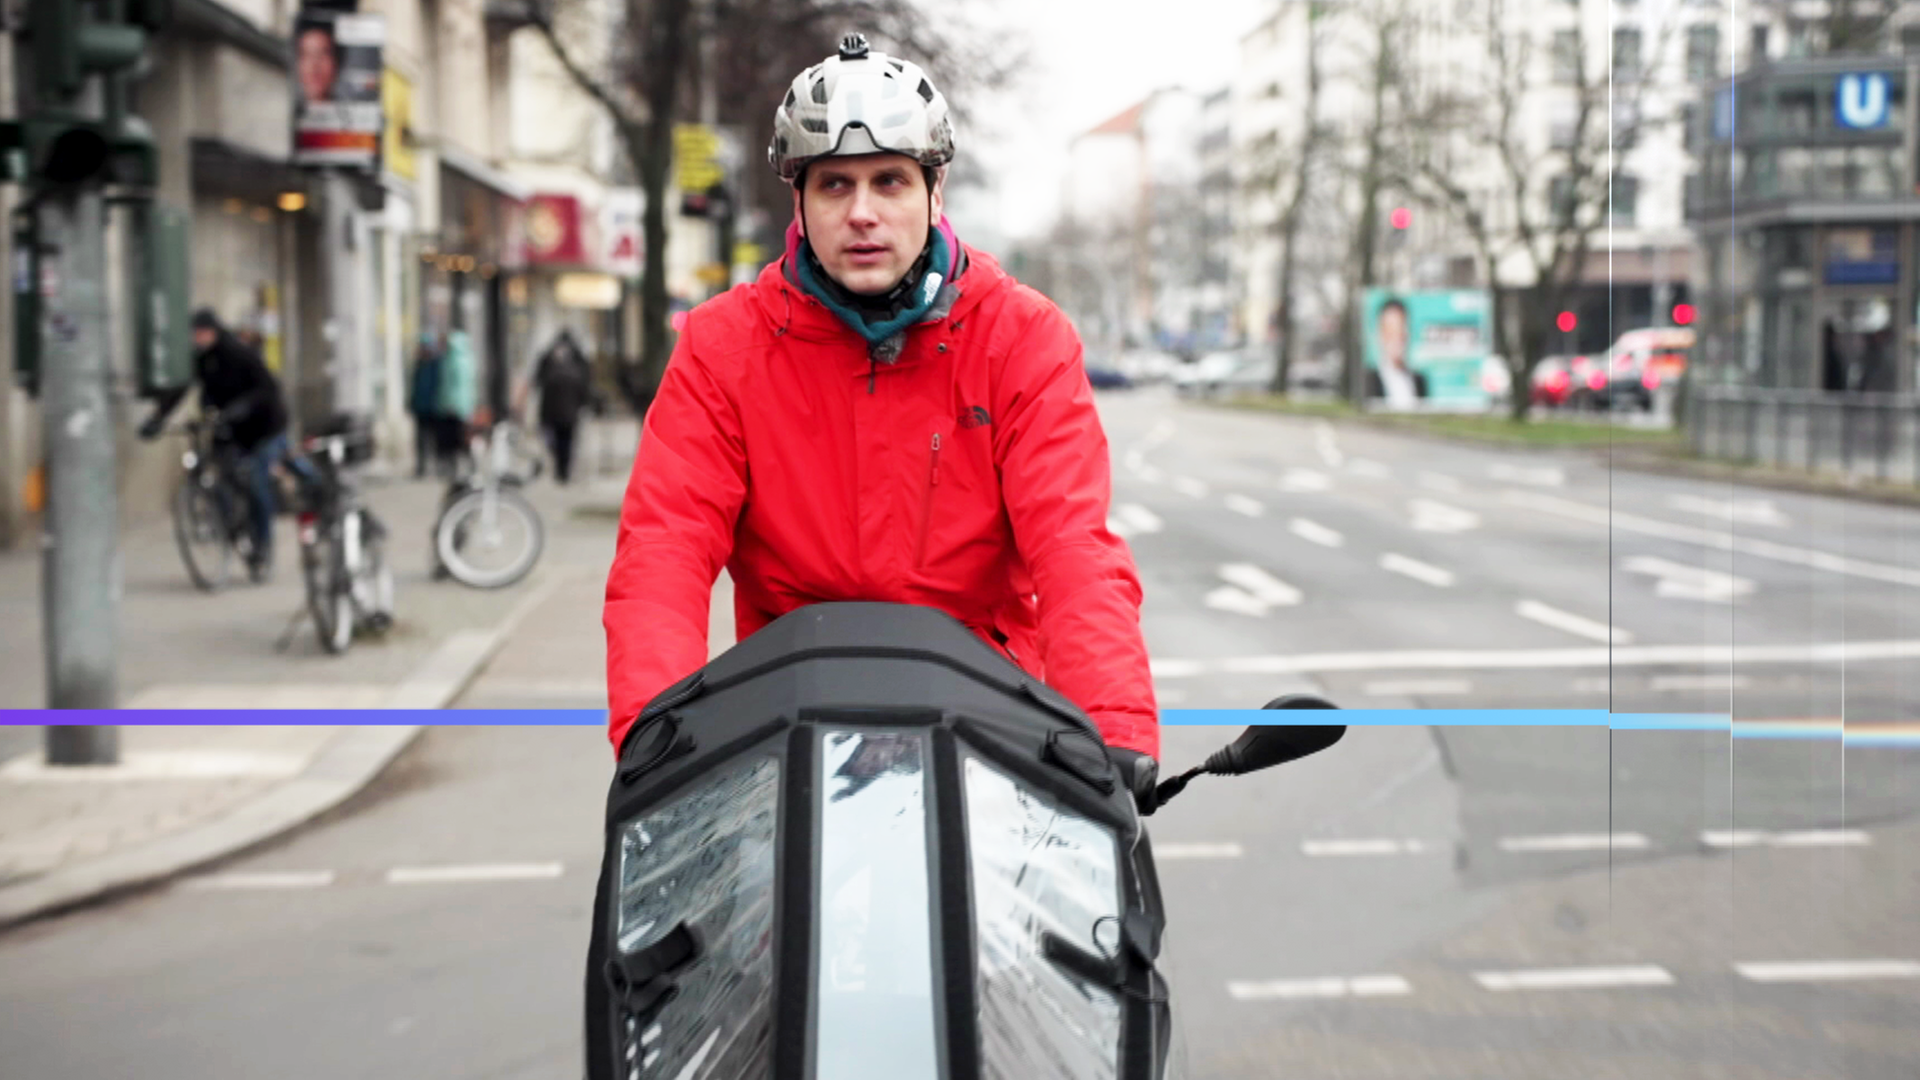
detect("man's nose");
top-left (846, 183), bottom-right (881, 225)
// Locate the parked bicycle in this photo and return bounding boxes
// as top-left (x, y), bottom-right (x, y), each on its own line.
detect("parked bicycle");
top-left (276, 415), bottom-right (395, 655)
top-left (431, 421), bottom-right (545, 589)
top-left (168, 414), bottom-right (265, 591)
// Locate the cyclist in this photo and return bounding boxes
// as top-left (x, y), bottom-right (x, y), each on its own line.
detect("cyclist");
top-left (602, 35), bottom-right (1158, 772)
top-left (140, 308), bottom-right (298, 579)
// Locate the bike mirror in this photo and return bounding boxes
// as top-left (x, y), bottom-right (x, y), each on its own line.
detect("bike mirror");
top-left (1203, 695), bottom-right (1345, 777)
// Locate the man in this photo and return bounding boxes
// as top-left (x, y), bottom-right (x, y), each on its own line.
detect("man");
top-left (602, 35), bottom-right (1158, 768)
top-left (295, 24), bottom-right (338, 104)
top-left (1366, 297), bottom-right (1429, 407)
top-left (515, 329), bottom-right (598, 485)
top-left (140, 309), bottom-right (294, 578)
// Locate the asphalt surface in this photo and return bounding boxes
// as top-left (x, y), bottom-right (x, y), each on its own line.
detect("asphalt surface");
top-left (3, 388), bottom-right (1916, 1078)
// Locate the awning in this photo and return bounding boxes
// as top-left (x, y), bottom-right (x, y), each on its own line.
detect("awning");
top-left (437, 144), bottom-right (531, 204)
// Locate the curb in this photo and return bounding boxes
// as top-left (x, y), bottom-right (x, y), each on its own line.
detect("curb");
top-left (0, 570), bottom-right (571, 932)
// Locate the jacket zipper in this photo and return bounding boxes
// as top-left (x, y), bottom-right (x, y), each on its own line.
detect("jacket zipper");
top-left (914, 433), bottom-right (941, 568)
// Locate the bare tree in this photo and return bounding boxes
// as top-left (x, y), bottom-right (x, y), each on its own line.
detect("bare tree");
top-left (1392, 0), bottom-right (1682, 419)
top-left (524, 0), bottom-right (1023, 407)
top-left (1263, 2), bottom-right (1329, 394)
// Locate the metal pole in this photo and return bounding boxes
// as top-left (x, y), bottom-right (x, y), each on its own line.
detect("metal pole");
top-left (40, 181), bottom-right (122, 758)
top-left (0, 13), bottom-right (20, 553)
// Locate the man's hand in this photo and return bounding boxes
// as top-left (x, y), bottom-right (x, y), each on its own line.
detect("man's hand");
top-left (1107, 747), bottom-right (1161, 817)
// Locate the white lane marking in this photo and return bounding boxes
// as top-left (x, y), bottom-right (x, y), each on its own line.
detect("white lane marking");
top-left (1624, 556), bottom-right (1756, 604)
top-left (1228, 975), bottom-right (1413, 1001)
top-left (181, 870), bottom-right (336, 891)
top-left (1516, 600), bottom-right (1633, 645)
top-left (1289, 517), bottom-right (1344, 547)
top-left (1314, 422), bottom-right (1344, 467)
top-left (1155, 842), bottom-right (1245, 859)
top-left (386, 862), bottom-right (565, 885)
top-left (1409, 499), bottom-right (1481, 534)
top-left (1379, 552), bottom-right (1455, 587)
top-left (1702, 829), bottom-right (1871, 849)
top-left (1123, 449), bottom-right (1146, 471)
top-left (1225, 494), bottom-right (1267, 518)
top-left (1219, 564), bottom-right (1303, 607)
top-left (1735, 960), bottom-right (1920, 983)
top-left (1173, 476), bottom-right (1210, 498)
top-left (1136, 464), bottom-right (1166, 484)
top-left (1650, 674), bottom-right (1751, 692)
top-left (1667, 493), bottom-right (1790, 528)
top-left (1349, 459), bottom-right (1392, 479)
top-left (1363, 678), bottom-right (1471, 697)
top-left (1489, 464), bottom-right (1565, 486)
top-left (1499, 833), bottom-right (1651, 853)
top-left (1204, 587), bottom-right (1271, 618)
top-left (1506, 491), bottom-right (1920, 588)
top-left (1302, 839), bottom-right (1428, 856)
top-left (1418, 472), bottom-right (1462, 493)
top-left (1280, 467), bottom-right (1333, 492)
top-left (1146, 638), bottom-right (1920, 678)
top-left (1474, 965), bottom-right (1674, 992)
top-left (1108, 503), bottom-right (1165, 538)
top-left (1141, 420), bottom-right (1177, 451)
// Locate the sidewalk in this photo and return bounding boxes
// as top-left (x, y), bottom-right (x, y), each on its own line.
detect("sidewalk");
top-left (0, 420), bottom-right (641, 929)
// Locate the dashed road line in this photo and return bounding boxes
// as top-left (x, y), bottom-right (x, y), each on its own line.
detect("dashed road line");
top-left (1734, 960), bottom-right (1920, 984)
top-left (1224, 494), bottom-right (1266, 518)
top-left (1474, 965), bottom-right (1674, 992)
top-left (1409, 499), bottom-right (1481, 534)
top-left (1702, 829), bottom-right (1870, 849)
top-left (1289, 517), bottom-right (1343, 547)
top-left (386, 862), bottom-right (566, 885)
top-left (1280, 467), bottom-right (1333, 492)
top-left (1499, 833), bottom-right (1650, 853)
top-left (1173, 476), bottom-right (1211, 498)
top-left (1209, 564), bottom-right (1304, 615)
top-left (1348, 459), bottom-right (1391, 479)
top-left (1302, 839), bottom-right (1428, 856)
top-left (180, 870), bottom-right (337, 891)
top-left (1624, 556), bottom-right (1756, 604)
top-left (1136, 464), bottom-right (1165, 484)
top-left (1418, 472), bottom-right (1462, 493)
top-left (1155, 842), bottom-right (1245, 859)
top-left (1108, 503), bottom-right (1165, 538)
top-left (1363, 678), bottom-right (1471, 697)
top-left (1229, 975), bottom-right (1413, 1001)
top-left (1313, 422), bottom-right (1344, 467)
top-left (1516, 599), bottom-right (1633, 644)
top-left (1379, 552), bottom-right (1455, 587)
top-left (1666, 493), bottom-right (1790, 528)
top-left (1488, 464), bottom-right (1564, 486)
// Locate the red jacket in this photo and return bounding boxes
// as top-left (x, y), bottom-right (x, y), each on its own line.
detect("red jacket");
top-left (603, 243), bottom-right (1158, 759)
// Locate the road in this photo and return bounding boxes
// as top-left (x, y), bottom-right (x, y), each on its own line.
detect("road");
top-left (2, 388), bottom-right (1916, 1078)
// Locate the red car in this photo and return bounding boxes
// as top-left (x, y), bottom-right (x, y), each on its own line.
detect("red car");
top-left (1530, 355), bottom-right (1596, 409)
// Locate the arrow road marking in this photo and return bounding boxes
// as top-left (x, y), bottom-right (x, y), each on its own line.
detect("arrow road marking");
top-left (1410, 499), bottom-right (1481, 533)
top-left (1289, 517), bottom-right (1344, 547)
top-left (1380, 553), bottom-right (1455, 587)
top-left (1225, 494), bottom-right (1266, 517)
top-left (1219, 564), bottom-right (1303, 606)
top-left (1107, 503), bottom-right (1165, 538)
top-left (1624, 556), bottom-right (1756, 603)
top-left (1666, 493), bottom-right (1790, 528)
top-left (1516, 600), bottom-right (1633, 644)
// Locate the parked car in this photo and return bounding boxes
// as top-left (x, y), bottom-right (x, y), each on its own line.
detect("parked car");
top-left (1116, 348), bottom-right (1180, 385)
top-left (1601, 327), bottom-right (1694, 412)
top-left (1173, 350), bottom-right (1277, 398)
top-left (1085, 363), bottom-right (1134, 390)
top-left (1530, 355), bottom-right (1591, 409)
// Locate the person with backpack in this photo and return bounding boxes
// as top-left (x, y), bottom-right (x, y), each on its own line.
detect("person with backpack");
top-left (407, 332), bottom-right (445, 478)
top-left (517, 329), bottom-right (598, 485)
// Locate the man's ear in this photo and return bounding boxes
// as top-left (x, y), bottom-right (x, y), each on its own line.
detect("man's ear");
top-left (928, 168), bottom-right (945, 225)
top-left (791, 185), bottom-right (806, 238)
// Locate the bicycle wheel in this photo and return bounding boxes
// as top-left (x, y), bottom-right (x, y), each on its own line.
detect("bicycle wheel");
top-left (434, 488), bottom-right (544, 589)
top-left (353, 513), bottom-right (396, 634)
top-left (172, 474), bottom-right (233, 592)
top-left (304, 532), bottom-right (353, 655)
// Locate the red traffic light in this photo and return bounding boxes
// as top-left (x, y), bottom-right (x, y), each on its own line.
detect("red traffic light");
top-left (1389, 207), bottom-right (1412, 230)
top-left (1672, 303), bottom-right (1695, 326)
top-left (1556, 311), bottom-right (1577, 333)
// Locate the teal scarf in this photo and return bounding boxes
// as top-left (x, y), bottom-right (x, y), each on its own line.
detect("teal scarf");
top-left (796, 227), bottom-right (953, 347)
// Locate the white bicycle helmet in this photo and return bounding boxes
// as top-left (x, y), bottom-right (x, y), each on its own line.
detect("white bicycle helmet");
top-left (768, 33), bottom-right (956, 183)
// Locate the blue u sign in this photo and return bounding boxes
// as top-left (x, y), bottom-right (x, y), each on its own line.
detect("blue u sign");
top-left (1836, 73), bottom-right (1891, 130)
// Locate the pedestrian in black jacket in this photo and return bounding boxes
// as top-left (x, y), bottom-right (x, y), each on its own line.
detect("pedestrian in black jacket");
top-left (140, 308), bottom-right (299, 577)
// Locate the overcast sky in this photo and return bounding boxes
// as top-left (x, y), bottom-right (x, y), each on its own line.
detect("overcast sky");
top-left (948, 0), bottom-right (1272, 245)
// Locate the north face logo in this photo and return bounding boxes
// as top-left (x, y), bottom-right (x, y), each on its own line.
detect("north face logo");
top-left (959, 406), bottom-right (991, 429)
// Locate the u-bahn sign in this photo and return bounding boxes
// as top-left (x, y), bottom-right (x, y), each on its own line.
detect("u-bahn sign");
top-left (1835, 73), bottom-right (1891, 130)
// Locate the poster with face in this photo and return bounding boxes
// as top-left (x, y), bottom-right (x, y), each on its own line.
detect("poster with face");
top-left (292, 8), bottom-right (386, 168)
top-left (1362, 288), bottom-right (1494, 409)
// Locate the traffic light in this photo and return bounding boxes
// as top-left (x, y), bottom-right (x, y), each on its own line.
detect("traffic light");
top-left (1556, 310), bottom-right (1578, 333)
top-left (1389, 207), bottom-right (1412, 230)
top-left (10, 0), bottom-right (165, 188)
top-left (1671, 303), bottom-right (1695, 326)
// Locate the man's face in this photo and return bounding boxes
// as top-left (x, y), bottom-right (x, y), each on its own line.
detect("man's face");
top-left (296, 30), bottom-right (337, 103)
top-left (793, 154), bottom-right (942, 296)
top-left (1378, 307), bottom-right (1408, 369)
top-left (191, 327), bottom-right (217, 353)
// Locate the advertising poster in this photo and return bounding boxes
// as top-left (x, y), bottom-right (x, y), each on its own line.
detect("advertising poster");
top-left (1361, 288), bottom-right (1493, 410)
top-left (292, 9), bottom-right (386, 168)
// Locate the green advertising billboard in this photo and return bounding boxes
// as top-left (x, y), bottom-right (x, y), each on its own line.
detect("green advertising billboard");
top-left (1361, 288), bottom-right (1493, 409)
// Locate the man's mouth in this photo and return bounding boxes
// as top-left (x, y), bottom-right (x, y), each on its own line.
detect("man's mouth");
top-left (846, 243), bottom-right (888, 258)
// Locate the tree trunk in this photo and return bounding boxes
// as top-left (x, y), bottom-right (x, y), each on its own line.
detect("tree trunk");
top-left (635, 0), bottom-right (692, 414)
